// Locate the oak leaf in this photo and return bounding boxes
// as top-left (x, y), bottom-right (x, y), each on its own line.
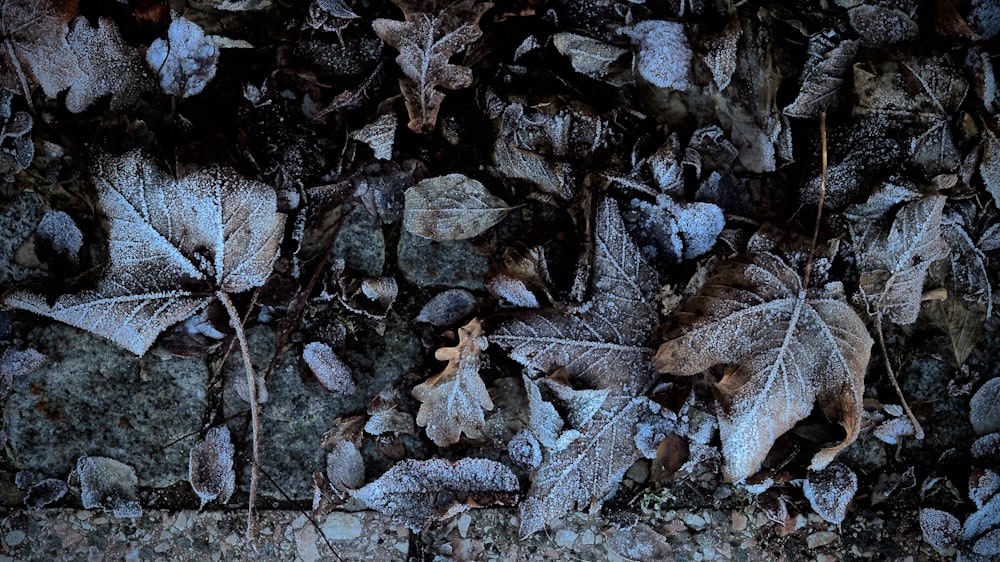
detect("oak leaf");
top-left (491, 198), bottom-right (659, 393)
top-left (856, 195), bottom-right (949, 324)
top-left (654, 253), bottom-right (872, 482)
top-left (372, 0), bottom-right (492, 133)
top-left (350, 457), bottom-right (519, 530)
top-left (4, 150), bottom-right (285, 355)
top-left (412, 318), bottom-right (494, 446)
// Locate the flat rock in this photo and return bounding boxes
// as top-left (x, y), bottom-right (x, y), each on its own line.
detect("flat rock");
top-left (6, 324), bottom-right (206, 487)
top-left (396, 231), bottom-right (489, 289)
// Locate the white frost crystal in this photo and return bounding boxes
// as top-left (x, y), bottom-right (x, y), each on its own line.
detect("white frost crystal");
top-left (623, 21), bottom-right (692, 90)
top-left (147, 17), bottom-right (219, 98)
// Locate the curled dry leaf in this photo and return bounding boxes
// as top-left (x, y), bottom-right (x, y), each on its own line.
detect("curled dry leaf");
top-left (24, 478), bottom-right (67, 509)
top-left (303, 342), bottom-right (357, 395)
top-left (403, 174), bottom-right (512, 241)
top-left (350, 112), bottom-right (397, 160)
top-left (655, 253), bottom-right (872, 481)
top-left (856, 195), bottom-right (949, 325)
top-left (492, 198), bottom-right (659, 394)
top-left (189, 426), bottom-right (236, 508)
top-left (372, 0), bottom-right (492, 133)
top-left (4, 150), bottom-right (285, 355)
top-left (551, 32), bottom-right (630, 85)
top-left (412, 318), bottom-right (493, 446)
top-left (76, 456), bottom-right (142, 518)
top-left (350, 457), bottom-right (519, 531)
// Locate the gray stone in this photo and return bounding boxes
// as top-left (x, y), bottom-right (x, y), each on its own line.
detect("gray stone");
top-left (5, 324), bottom-right (206, 487)
top-left (330, 206), bottom-right (385, 277)
top-left (397, 231), bottom-right (489, 289)
top-left (0, 191), bottom-right (45, 284)
top-left (224, 319), bottom-right (422, 500)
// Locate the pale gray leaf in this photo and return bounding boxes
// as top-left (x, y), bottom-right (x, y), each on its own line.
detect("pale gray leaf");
top-left (971, 378), bottom-right (1000, 436)
top-left (146, 17), bottom-right (218, 98)
top-left (189, 426), bottom-right (236, 508)
top-left (403, 174), bottom-right (512, 241)
top-left (350, 113), bottom-right (397, 160)
top-left (326, 440), bottom-right (365, 491)
top-left (552, 33), bottom-right (629, 84)
top-left (77, 456), bottom-right (142, 518)
top-left (983, 128), bottom-right (1000, 209)
top-left (920, 508), bottom-right (962, 549)
top-left (303, 342), bottom-right (357, 395)
top-left (784, 38), bottom-right (857, 118)
top-left (804, 462), bottom-right (857, 524)
top-left (848, 5), bottom-right (918, 46)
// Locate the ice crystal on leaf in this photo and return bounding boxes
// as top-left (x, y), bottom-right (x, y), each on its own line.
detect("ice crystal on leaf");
top-left (372, 0), bottom-right (492, 133)
top-left (492, 198), bottom-right (659, 394)
top-left (189, 426), bottom-right (236, 508)
top-left (76, 456), bottom-right (142, 518)
top-left (654, 253), bottom-right (872, 482)
top-left (4, 150), bottom-right (285, 355)
top-left (623, 20), bottom-right (692, 90)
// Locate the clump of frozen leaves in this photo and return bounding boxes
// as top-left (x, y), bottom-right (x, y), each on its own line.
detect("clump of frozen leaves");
top-left (189, 426), bottom-right (236, 509)
top-left (412, 318), bottom-right (493, 446)
top-left (146, 16), bottom-right (219, 99)
top-left (655, 253), bottom-right (873, 482)
top-left (372, 0), bottom-right (492, 132)
top-left (349, 458), bottom-right (519, 530)
top-left (920, 377), bottom-right (1000, 559)
top-left (74, 456), bottom-right (142, 518)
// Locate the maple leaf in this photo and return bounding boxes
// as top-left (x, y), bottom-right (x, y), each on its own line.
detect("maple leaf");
top-left (350, 457), bottom-right (519, 531)
top-left (855, 195), bottom-right (949, 325)
top-left (518, 394), bottom-right (652, 536)
top-left (491, 198), bottom-right (659, 393)
top-left (372, 0), bottom-right (492, 133)
top-left (654, 253), bottom-right (873, 482)
top-left (5, 150), bottom-right (285, 355)
top-left (413, 318), bottom-right (493, 446)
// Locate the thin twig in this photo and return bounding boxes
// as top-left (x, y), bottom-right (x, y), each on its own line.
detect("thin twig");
top-left (873, 313), bottom-right (925, 439)
top-left (217, 291), bottom-right (262, 539)
top-left (256, 464), bottom-right (343, 562)
top-left (802, 112), bottom-right (827, 291)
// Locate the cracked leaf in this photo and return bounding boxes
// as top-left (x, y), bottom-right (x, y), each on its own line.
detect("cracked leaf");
top-left (492, 198), bottom-right (659, 393)
top-left (4, 150), bottom-right (285, 355)
top-left (372, 0), bottom-right (491, 133)
top-left (654, 253), bottom-right (872, 481)
top-left (413, 318), bottom-right (494, 446)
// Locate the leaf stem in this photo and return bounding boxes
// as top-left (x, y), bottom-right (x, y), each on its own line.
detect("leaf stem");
top-left (217, 290), bottom-right (261, 539)
top-left (873, 312), bottom-right (924, 439)
top-left (802, 112), bottom-right (827, 290)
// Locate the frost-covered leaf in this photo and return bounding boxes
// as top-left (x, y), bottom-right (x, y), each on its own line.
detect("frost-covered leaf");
top-left (552, 33), bottom-right (630, 85)
top-left (326, 440), bottom-right (365, 492)
top-left (0, 0), bottom-right (82, 102)
top-left (784, 37), bottom-right (857, 118)
top-left (372, 0), bottom-right (491, 132)
top-left (350, 113), bottom-right (397, 160)
top-left (0, 346), bottom-right (46, 394)
top-left (303, 342), bottom-right (357, 395)
top-left (24, 478), bottom-right (67, 509)
top-left (604, 520), bottom-right (674, 561)
top-left (911, 119), bottom-right (960, 177)
top-left (856, 196), bottom-right (949, 324)
top-left (971, 378), bottom-right (1000, 436)
top-left (920, 508), bottom-right (962, 549)
top-left (940, 215), bottom-right (992, 315)
top-left (36, 210), bottom-right (83, 263)
top-left (622, 21), bottom-right (692, 90)
top-left (350, 458), bottom-right (519, 530)
top-left (4, 150), bottom-right (285, 355)
top-left (146, 16), bottom-right (219, 98)
top-left (804, 462), bottom-right (857, 524)
top-left (854, 57), bottom-right (967, 118)
top-left (76, 456), bottom-right (142, 518)
top-left (0, 89), bottom-right (33, 181)
top-left (508, 429), bottom-right (542, 471)
top-left (624, 195), bottom-right (724, 264)
top-left (982, 129), bottom-right (1000, 209)
top-left (413, 318), bottom-right (494, 446)
top-left (519, 395), bottom-right (649, 536)
top-left (654, 253), bottom-right (873, 481)
top-left (848, 5), bottom-right (918, 46)
top-left (340, 276), bottom-right (398, 319)
top-left (188, 426), bottom-right (236, 508)
top-left (492, 198), bottom-right (659, 393)
top-left (701, 20), bottom-right (740, 91)
top-left (922, 298), bottom-right (983, 368)
top-left (65, 17), bottom-right (151, 112)
top-left (416, 289), bottom-right (477, 326)
top-left (403, 174), bottom-right (512, 241)
top-left (487, 273), bottom-right (539, 308)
